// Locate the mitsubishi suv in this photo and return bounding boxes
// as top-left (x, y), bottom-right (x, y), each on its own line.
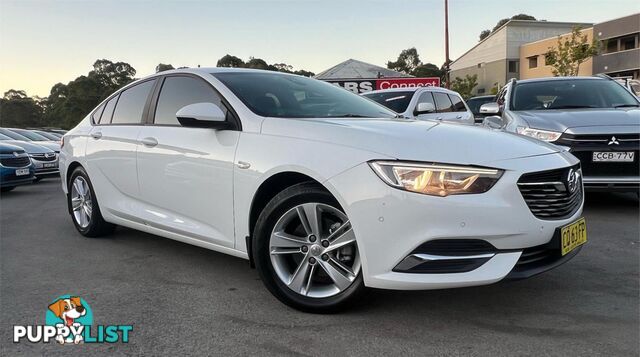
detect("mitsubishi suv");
top-left (479, 76), bottom-right (640, 193)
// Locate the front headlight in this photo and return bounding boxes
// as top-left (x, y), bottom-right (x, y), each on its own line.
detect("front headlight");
top-left (516, 126), bottom-right (561, 142)
top-left (369, 161), bottom-right (503, 197)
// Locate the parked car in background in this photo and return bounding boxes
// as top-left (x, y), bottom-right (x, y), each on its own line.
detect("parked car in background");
top-left (0, 142), bottom-right (35, 192)
top-left (613, 77), bottom-right (640, 98)
top-left (0, 132), bottom-right (60, 181)
top-left (466, 95), bottom-right (496, 123)
top-left (0, 128), bottom-right (61, 153)
top-left (362, 87), bottom-right (475, 124)
top-left (32, 130), bottom-right (63, 140)
top-left (61, 68), bottom-right (585, 312)
top-left (479, 76), bottom-right (640, 192)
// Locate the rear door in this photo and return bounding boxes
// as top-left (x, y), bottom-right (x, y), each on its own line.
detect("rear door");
top-left (85, 79), bottom-right (156, 217)
top-left (447, 94), bottom-right (474, 124)
top-left (136, 74), bottom-right (239, 247)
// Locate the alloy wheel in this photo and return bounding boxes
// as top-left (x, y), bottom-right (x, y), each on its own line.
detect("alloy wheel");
top-left (71, 176), bottom-right (92, 228)
top-left (269, 202), bottom-right (360, 298)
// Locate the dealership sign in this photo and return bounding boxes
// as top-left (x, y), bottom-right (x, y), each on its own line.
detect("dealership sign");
top-left (325, 77), bottom-right (440, 94)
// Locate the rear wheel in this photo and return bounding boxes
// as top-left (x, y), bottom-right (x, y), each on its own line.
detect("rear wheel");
top-left (254, 182), bottom-right (364, 313)
top-left (68, 167), bottom-right (115, 237)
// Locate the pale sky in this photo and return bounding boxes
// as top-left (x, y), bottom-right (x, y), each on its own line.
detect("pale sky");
top-left (1, 0), bottom-right (638, 97)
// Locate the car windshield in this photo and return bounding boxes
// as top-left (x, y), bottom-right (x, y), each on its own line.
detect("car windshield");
top-left (467, 97), bottom-right (495, 115)
top-left (35, 131), bottom-right (61, 140)
top-left (362, 91), bottom-right (414, 113)
top-left (0, 133), bottom-right (13, 140)
top-left (511, 79), bottom-right (640, 111)
top-left (212, 72), bottom-right (396, 118)
top-left (0, 128), bottom-right (31, 141)
top-left (10, 129), bottom-right (50, 141)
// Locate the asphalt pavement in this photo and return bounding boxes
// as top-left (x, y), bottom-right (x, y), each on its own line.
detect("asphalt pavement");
top-left (1, 178), bottom-right (638, 356)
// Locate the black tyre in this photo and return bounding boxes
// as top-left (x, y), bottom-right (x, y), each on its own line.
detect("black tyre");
top-left (253, 182), bottom-right (364, 313)
top-left (67, 167), bottom-right (115, 237)
top-left (1, 186), bottom-right (15, 193)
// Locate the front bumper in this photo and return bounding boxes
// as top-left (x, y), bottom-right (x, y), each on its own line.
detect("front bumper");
top-left (31, 158), bottom-right (60, 177)
top-left (582, 176), bottom-right (639, 192)
top-left (326, 151), bottom-right (583, 290)
top-left (1, 167), bottom-right (35, 187)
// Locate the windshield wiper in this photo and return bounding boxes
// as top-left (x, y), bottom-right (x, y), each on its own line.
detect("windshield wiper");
top-left (614, 104), bottom-right (640, 108)
top-left (327, 114), bottom-right (370, 118)
top-left (548, 105), bottom-right (596, 109)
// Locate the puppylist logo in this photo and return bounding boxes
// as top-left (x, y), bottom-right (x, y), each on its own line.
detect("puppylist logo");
top-left (13, 295), bottom-right (132, 344)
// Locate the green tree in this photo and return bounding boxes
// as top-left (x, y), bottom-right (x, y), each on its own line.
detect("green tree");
top-left (155, 63), bottom-right (175, 72)
top-left (387, 47), bottom-right (422, 74)
top-left (0, 90), bottom-right (44, 128)
top-left (216, 54), bottom-right (245, 68)
top-left (545, 27), bottom-right (599, 76)
top-left (451, 75), bottom-right (478, 100)
top-left (412, 63), bottom-right (443, 78)
top-left (479, 30), bottom-right (491, 41)
top-left (245, 57), bottom-right (269, 70)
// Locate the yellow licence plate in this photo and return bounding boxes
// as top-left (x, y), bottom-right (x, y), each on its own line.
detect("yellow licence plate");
top-left (560, 217), bottom-right (587, 256)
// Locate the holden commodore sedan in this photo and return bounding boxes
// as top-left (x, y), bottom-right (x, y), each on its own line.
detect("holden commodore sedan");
top-left (60, 68), bottom-right (586, 312)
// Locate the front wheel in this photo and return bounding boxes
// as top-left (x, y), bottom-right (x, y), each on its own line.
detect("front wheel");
top-left (253, 182), bottom-right (364, 313)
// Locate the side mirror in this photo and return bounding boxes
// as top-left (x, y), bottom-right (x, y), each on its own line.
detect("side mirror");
top-left (176, 103), bottom-right (231, 129)
top-left (415, 102), bottom-right (436, 115)
top-left (482, 115), bottom-right (505, 129)
top-left (479, 102), bottom-right (500, 115)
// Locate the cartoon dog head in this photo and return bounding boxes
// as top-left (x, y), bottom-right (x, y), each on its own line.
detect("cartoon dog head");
top-left (48, 297), bottom-right (86, 326)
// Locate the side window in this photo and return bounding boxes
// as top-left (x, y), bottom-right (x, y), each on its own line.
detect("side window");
top-left (496, 86), bottom-right (508, 105)
top-left (449, 94), bottom-right (466, 112)
top-left (111, 80), bottom-right (155, 124)
top-left (416, 92), bottom-right (435, 107)
top-left (154, 76), bottom-right (227, 125)
top-left (92, 104), bottom-right (105, 124)
top-left (98, 95), bottom-right (118, 124)
top-left (433, 92), bottom-right (453, 113)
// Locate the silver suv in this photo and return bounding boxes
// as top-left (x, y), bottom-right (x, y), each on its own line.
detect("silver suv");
top-left (479, 76), bottom-right (640, 192)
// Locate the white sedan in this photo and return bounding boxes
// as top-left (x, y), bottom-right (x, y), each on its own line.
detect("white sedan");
top-left (60, 68), bottom-right (586, 312)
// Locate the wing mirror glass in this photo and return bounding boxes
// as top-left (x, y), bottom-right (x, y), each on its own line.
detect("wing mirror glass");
top-left (415, 102), bottom-right (436, 114)
top-left (176, 103), bottom-right (232, 129)
top-left (482, 115), bottom-right (505, 129)
top-left (479, 102), bottom-right (500, 115)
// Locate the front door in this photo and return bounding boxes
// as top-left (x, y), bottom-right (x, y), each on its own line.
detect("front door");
top-left (136, 75), bottom-right (239, 247)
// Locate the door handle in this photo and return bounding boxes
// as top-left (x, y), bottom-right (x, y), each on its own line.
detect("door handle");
top-left (436, 117), bottom-right (443, 120)
top-left (456, 115), bottom-right (463, 119)
top-left (91, 132), bottom-right (102, 140)
top-left (140, 137), bottom-right (158, 147)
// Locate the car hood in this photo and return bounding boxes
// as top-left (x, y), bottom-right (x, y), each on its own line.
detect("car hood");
top-left (515, 108), bottom-right (640, 133)
top-left (261, 118), bottom-right (560, 165)
top-left (0, 143), bottom-right (26, 155)
top-left (0, 140), bottom-right (54, 154)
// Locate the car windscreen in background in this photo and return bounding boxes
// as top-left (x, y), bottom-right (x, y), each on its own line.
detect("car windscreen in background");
top-left (511, 79), bottom-right (640, 111)
top-left (212, 72), bottom-right (396, 119)
top-left (362, 91), bottom-right (414, 113)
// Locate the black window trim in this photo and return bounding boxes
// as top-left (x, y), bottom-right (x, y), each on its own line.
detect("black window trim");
top-left (91, 78), bottom-right (157, 126)
top-left (146, 73), bottom-right (242, 131)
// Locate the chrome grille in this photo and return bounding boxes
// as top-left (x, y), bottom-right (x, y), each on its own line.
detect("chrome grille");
top-left (30, 153), bottom-right (57, 162)
top-left (0, 156), bottom-right (31, 167)
top-left (517, 165), bottom-right (583, 220)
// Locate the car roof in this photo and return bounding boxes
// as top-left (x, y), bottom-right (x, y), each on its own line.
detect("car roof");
top-left (467, 95), bottom-right (495, 100)
top-left (364, 86), bottom-right (459, 96)
top-left (515, 76), bottom-right (605, 84)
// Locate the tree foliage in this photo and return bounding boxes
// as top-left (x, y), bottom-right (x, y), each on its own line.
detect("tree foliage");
top-left (545, 27), bottom-right (599, 77)
top-left (479, 14), bottom-right (536, 41)
top-left (214, 54), bottom-right (315, 77)
top-left (451, 74), bottom-right (478, 100)
top-left (155, 63), bottom-right (175, 72)
top-left (386, 47), bottom-right (444, 79)
top-left (0, 90), bottom-right (44, 128)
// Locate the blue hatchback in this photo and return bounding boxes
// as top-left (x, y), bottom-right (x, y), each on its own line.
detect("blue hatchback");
top-left (1, 142), bottom-right (36, 192)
